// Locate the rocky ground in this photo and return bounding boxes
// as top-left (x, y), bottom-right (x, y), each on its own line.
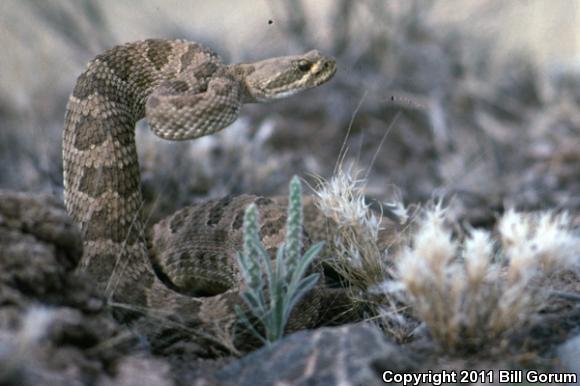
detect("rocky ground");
top-left (0, 191), bottom-right (413, 385)
top-left (1, 190), bottom-right (579, 384)
top-left (1, 1), bottom-right (579, 385)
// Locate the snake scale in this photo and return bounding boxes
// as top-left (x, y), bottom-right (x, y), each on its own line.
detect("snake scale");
top-left (62, 39), bottom-right (339, 346)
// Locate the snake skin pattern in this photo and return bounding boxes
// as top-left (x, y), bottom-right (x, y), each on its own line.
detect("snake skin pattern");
top-left (62, 39), bottom-right (337, 344)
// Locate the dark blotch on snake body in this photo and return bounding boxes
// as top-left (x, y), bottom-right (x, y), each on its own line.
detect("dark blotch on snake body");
top-left (97, 44), bottom-right (137, 83)
top-left (170, 95), bottom-right (203, 110)
top-left (72, 71), bottom-right (115, 100)
top-left (146, 39), bottom-right (173, 70)
top-left (195, 250), bottom-right (207, 262)
top-left (261, 216), bottom-right (286, 238)
top-left (84, 208), bottom-right (140, 244)
top-left (179, 44), bottom-right (199, 69)
top-left (78, 166), bottom-right (138, 198)
top-left (207, 196), bottom-right (233, 226)
top-left (170, 208), bottom-right (190, 233)
top-left (255, 197), bottom-right (274, 207)
top-left (232, 209), bottom-right (244, 230)
top-left (72, 112), bottom-right (133, 150)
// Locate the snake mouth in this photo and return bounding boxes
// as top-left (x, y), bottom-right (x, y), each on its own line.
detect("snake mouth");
top-left (312, 59), bottom-right (337, 85)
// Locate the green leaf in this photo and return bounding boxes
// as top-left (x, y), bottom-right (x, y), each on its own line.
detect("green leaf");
top-left (289, 241), bottom-right (324, 290)
top-left (234, 305), bottom-right (268, 345)
top-left (286, 273), bottom-right (320, 317)
top-left (241, 290), bottom-right (262, 311)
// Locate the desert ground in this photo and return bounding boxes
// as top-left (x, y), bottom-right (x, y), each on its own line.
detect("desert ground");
top-left (1, 1), bottom-right (579, 385)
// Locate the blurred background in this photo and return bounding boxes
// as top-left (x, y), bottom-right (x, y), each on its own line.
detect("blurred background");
top-left (1, 0), bottom-right (579, 225)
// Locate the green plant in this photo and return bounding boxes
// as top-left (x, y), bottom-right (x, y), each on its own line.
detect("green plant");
top-left (236, 176), bottom-right (323, 344)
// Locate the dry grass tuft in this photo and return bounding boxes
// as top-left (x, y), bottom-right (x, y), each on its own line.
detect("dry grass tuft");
top-left (313, 164), bottom-right (405, 291)
top-left (313, 166), bottom-right (579, 352)
top-left (312, 165), bottom-right (415, 340)
top-left (391, 207), bottom-right (579, 352)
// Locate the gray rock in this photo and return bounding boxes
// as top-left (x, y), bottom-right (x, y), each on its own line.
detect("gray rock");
top-left (0, 191), bottom-right (120, 386)
top-left (216, 323), bottom-right (415, 386)
top-left (558, 333), bottom-right (580, 375)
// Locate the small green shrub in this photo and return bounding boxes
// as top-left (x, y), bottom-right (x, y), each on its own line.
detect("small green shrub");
top-left (236, 176), bottom-right (323, 344)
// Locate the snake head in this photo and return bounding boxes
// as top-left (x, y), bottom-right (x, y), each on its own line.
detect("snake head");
top-left (239, 50), bottom-right (337, 103)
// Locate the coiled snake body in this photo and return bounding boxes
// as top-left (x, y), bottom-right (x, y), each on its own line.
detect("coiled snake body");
top-left (62, 39), bottom-right (337, 344)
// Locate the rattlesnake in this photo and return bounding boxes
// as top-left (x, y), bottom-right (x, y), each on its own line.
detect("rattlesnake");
top-left (62, 39), bottom-right (339, 347)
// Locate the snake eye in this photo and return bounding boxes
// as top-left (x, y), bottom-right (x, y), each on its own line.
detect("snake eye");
top-left (297, 59), bottom-right (312, 72)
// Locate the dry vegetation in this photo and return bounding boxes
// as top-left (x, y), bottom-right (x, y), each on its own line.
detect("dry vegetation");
top-left (314, 168), bottom-right (580, 357)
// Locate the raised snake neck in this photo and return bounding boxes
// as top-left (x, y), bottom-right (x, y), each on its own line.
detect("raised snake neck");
top-left (62, 39), bottom-right (337, 335)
